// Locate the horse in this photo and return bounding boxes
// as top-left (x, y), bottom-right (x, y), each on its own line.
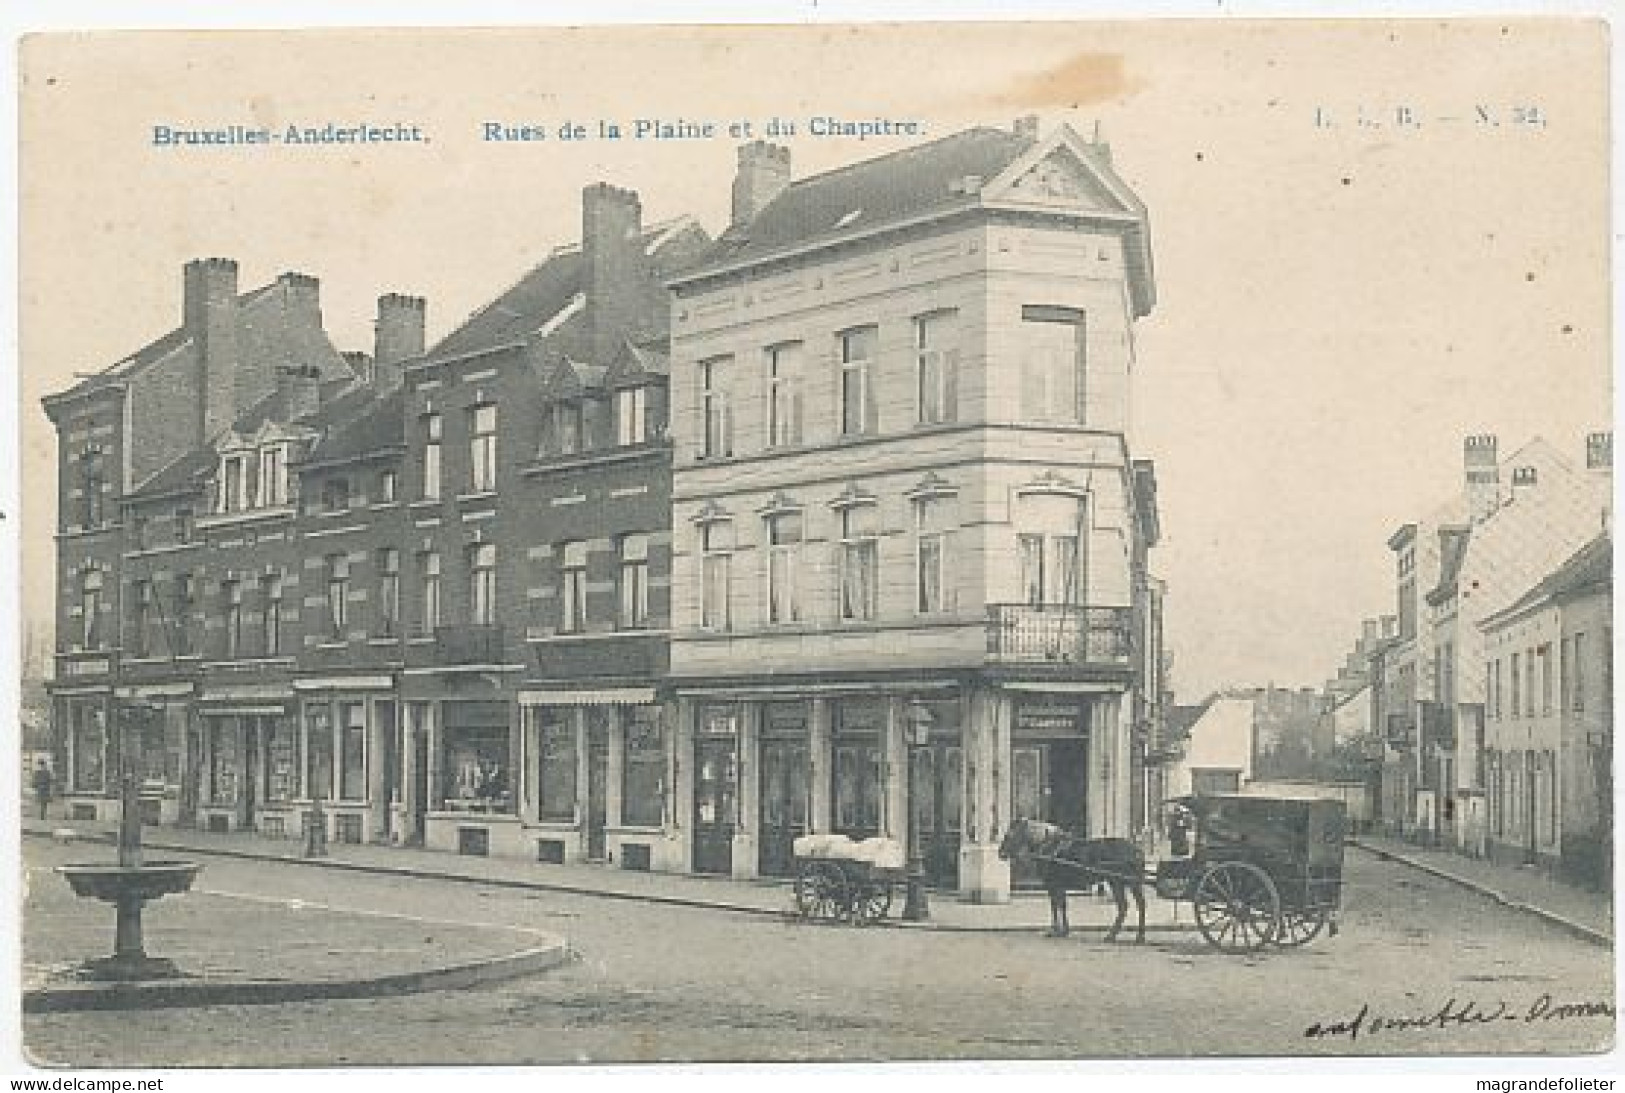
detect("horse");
top-left (998, 817), bottom-right (1146, 943)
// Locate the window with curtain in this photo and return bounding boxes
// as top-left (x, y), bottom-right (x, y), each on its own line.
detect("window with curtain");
top-left (1014, 493), bottom-right (1083, 606)
top-left (223, 580), bottom-right (243, 657)
top-left (419, 551), bottom-right (441, 634)
top-left (80, 570), bottom-right (103, 648)
top-left (765, 511), bottom-right (803, 624)
top-left (339, 703), bottom-right (366, 801)
top-left (261, 575), bottom-right (283, 656)
top-left (701, 357), bottom-right (733, 459)
top-left (266, 718), bottom-right (298, 802)
top-left (469, 403), bottom-right (497, 491)
top-left (470, 543), bottom-right (497, 626)
top-left (914, 496), bottom-right (954, 614)
top-left (421, 412), bottom-right (442, 500)
top-left (616, 386), bottom-right (647, 446)
top-left (172, 573), bottom-right (195, 655)
top-left (306, 704), bottom-right (333, 801)
top-left (325, 555), bottom-right (349, 637)
top-left (378, 548), bottom-right (401, 635)
top-left (838, 326), bottom-right (878, 437)
top-left (915, 311), bottom-right (959, 425)
top-left (838, 503), bottom-right (879, 622)
top-left (617, 534), bottom-right (649, 628)
top-left (560, 541), bottom-right (588, 632)
top-left (766, 343), bottom-right (804, 448)
top-left (700, 521), bottom-right (733, 630)
top-left (1019, 305), bottom-right (1086, 424)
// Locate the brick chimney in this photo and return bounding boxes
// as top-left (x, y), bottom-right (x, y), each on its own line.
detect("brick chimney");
top-left (374, 293), bottom-right (426, 394)
top-left (582, 183), bottom-right (644, 365)
top-left (1463, 434), bottom-right (1500, 522)
top-left (1013, 115), bottom-right (1040, 141)
top-left (731, 141), bottom-right (791, 228)
top-left (185, 257), bottom-right (241, 441)
top-left (276, 363), bottom-right (323, 422)
top-left (1510, 465), bottom-right (1538, 499)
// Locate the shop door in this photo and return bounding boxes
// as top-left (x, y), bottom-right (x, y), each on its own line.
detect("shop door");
top-left (912, 743), bottom-right (962, 888)
top-left (832, 740), bottom-right (882, 839)
top-left (587, 717), bottom-right (609, 862)
top-left (1009, 740), bottom-right (1089, 886)
top-left (758, 740), bottom-right (809, 877)
top-left (693, 736), bottom-right (737, 874)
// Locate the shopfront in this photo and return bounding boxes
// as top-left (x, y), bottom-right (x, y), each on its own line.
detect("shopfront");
top-left (757, 702), bottom-right (810, 877)
top-left (693, 703), bottom-right (741, 875)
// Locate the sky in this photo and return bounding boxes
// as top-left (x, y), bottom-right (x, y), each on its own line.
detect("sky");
top-left (15, 21), bottom-right (1611, 700)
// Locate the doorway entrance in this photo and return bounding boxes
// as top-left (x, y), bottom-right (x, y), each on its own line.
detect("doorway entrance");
top-left (912, 741), bottom-right (963, 888)
top-left (1010, 735), bottom-right (1089, 887)
top-left (693, 706), bottom-right (739, 875)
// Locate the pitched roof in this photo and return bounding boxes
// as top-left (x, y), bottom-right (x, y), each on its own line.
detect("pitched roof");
top-left (427, 217), bottom-right (710, 365)
top-left (1486, 532), bottom-right (1612, 625)
top-left (300, 387), bottom-right (405, 467)
top-left (693, 126), bottom-right (1036, 272)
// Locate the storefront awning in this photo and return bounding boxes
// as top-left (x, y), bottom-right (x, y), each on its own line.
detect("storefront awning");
top-left (198, 704), bottom-right (289, 717)
top-left (292, 675), bottom-right (395, 691)
top-left (115, 683), bottom-right (195, 699)
top-left (998, 681), bottom-right (1120, 695)
top-left (518, 686), bottom-right (657, 707)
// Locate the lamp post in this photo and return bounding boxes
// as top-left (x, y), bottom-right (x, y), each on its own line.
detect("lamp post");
top-left (902, 701), bottom-right (934, 922)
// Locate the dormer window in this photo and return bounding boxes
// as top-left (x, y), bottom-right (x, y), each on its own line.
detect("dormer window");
top-left (217, 455), bottom-right (247, 513)
top-left (257, 444), bottom-right (289, 507)
top-left (322, 477), bottom-right (350, 513)
top-left (553, 401), bottom-right (585, 456)
top-left (615, 386), bottom-right (648, 446)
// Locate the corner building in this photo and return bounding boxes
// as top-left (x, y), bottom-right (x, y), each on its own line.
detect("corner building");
top-left (667, 121), bottom-right (1164, 901)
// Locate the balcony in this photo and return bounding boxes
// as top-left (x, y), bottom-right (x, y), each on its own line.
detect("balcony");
top-left (434, 624), bottom-right (505, 666)
top-left (985, 604), bottom-right (1132, 672)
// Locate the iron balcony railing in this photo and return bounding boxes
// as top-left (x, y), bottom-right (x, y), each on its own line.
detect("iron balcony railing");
top-left (985, 604), bottom-right (1133, 669)
top-left (434, 624), bottom-right (505, 665)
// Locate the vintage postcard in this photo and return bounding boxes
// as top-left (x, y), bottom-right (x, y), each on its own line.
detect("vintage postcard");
top-left (12, 18), bottom-right (1615, 1076)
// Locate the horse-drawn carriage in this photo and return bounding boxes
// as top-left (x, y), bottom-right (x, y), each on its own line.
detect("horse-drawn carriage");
top-left (791, 833), bottom-right (906, 924)
top-left (999, 793), bottom-right (1347, 954)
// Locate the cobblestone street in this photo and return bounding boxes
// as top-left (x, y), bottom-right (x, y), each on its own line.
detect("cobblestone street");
top-left (21, 838), bottom-right (1613, 1066)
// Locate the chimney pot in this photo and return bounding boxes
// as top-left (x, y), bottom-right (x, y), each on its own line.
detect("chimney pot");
top-left (374, 292), bottom-right (426, 392)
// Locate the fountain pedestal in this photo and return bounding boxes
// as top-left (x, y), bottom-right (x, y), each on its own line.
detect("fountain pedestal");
top-left (56, 703), bottom-right (202, 981)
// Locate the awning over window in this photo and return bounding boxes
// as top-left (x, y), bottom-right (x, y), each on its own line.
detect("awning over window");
top-left (518, 686), bottom-right (657, 707)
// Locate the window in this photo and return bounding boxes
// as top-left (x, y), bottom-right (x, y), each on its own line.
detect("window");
top-left (915, 311), bottom-right (959, 425)
top-left (1573, 632), bottom-right (1587, 711)
top-left (700, 522), bottom-right (733, 630)
top-left (1539, 643), bottom-right (1553, 714)
top-left (1020, 305), bottom-right (1086, 424)
top-left (766, 343), bottom-right (804, 448)
top-left (1510, 652), bottom-right (1521, 719)
top-left (1020, 533), bottom-right (1080, 606)
top-left (915, 497), bottom-right (954, 614)
top-left (322, 477), bottom-right (350, 513)
top-left (469, 404), bottom-right (497, 492)
top-left (339, 703), bottom-right (366, 801)
top-left (129, 514), bottom-right (148, 551)
top-left (378, 469), bottom-right (398, 504)
top-left (173, 573), bottom-right (195, 655)
top-left (306, 705), bottom-right (333, 801)
top-left (80, 570), bottom-right (103, 648)
top-left (701, 357), bottom-right (733, 458)
top-left (560, 541), bottom-right (588, 633)
top-left (325, 555), bottom-right (350, 638)
top-left (470, 543), bottom-right (497, 626)
top-left (838, 504), bottom-right (879, 622)
top-left (419, 551), bottom-right (441, 634)
top-left (175, 507), bottom-right (194, 545)
top-left (223, 580), bottom-right (243, 658)
top-left (617, 534), bottom-right (650, 629)
top-left (421, 413), bottom-right (442, 500)
top-left (265, 718), bottom-right (298, 802)
top-left (765, 512), bottom-right (803, 624)
top-left (257, 445), bottom-right (288, 507)
top-left (615, 387), bottom-right (648, 446)
top-left (261, 575), bottom-right (283, 656)
top-left (70, 703), bottom-right (107, 792)
top-left (537, 710), bottom-right (576, 822)
top-left (378, 548), bottom-right (401, 636)
top-left (82, 457), bottom-right (106, 527)
top-left (838, 327), bottom-right (878, 437)
top-left (129, 580), bottom-right (151, 657)
top-left (622, 708), bottom-right (664, 827)
top-left (552, 402), bottom-right (584, 456)
top-left (1525, 648), bottom-right (1536, 717)
top-left (219, 455), bottom-right (246, 513)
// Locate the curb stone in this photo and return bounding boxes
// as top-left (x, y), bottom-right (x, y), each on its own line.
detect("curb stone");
top-left (1351, 840), bottom-right (1612, 949)
top-left (23, 940), bottom-right (574, 1013)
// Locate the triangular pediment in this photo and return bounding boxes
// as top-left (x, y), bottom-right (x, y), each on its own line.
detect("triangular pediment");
top-left (988, 143), bottom-right (1130, 214)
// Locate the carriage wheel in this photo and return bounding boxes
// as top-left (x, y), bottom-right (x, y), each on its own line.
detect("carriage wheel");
top-left (1193, 861), bottom-right (1280, 953)
top-left (855, 881), bottom-right (893, 924)
top-left (1274, 905), bottom-right (1329, 947)
top-left (794, 862), bottom-right (849, 922)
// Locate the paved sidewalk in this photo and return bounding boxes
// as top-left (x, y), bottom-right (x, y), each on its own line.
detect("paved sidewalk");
top-left (23, 816), bottom-right (1194, 935)
top-left (22, 835), bottom-right (569, 1013)
top-left (1351, 833), bottom-right (1613, 946)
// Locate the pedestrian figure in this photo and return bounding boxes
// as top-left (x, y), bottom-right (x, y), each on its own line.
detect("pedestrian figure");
top-left (32, 760), bottom-right (54, 821)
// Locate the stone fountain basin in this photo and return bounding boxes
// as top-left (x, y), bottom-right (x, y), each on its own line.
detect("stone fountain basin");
top-left (57, 862), bottom-right (203, 902)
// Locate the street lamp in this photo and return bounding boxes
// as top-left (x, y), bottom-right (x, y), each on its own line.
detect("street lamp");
top-left (902, 700), bottom-right (935, 921)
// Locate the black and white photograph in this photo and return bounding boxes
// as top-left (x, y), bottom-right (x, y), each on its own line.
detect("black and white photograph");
top-left (9, 15), bottom-right (1616, 1077)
